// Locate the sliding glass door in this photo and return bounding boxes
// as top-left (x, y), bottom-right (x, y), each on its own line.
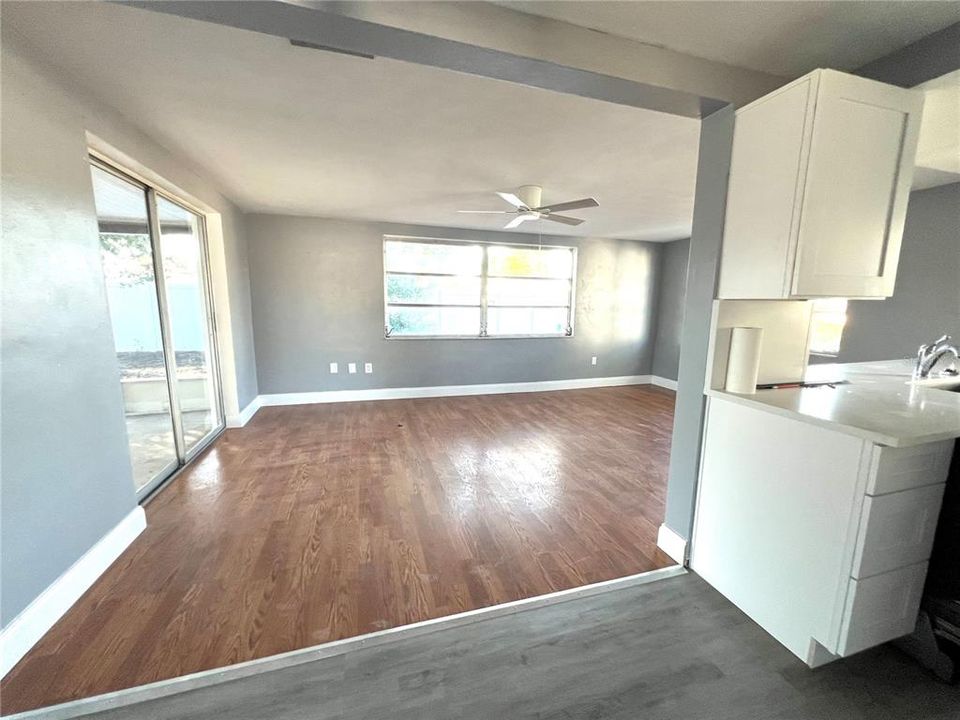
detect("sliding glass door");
top-left (154, 196), bottom-right (223, 458)
top-left (90, 159), bottom-right (224, 498)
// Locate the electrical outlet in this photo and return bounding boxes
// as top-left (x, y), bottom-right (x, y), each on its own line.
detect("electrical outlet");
top-left (348, 362), bottom-right (357, 374)
top-left (364, 362), bottom-right (373, 374)
top-left (591, 356), bottom-right (597, 366)
top-left (329, 362), bottom-right (339, 374)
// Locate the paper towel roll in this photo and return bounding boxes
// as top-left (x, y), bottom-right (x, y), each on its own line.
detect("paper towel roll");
top-left (725, 327), bottom-right (764, 394)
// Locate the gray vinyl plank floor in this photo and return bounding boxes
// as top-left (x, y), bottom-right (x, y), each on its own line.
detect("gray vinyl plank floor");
top-left (39, 573), bottom-right (960, 719)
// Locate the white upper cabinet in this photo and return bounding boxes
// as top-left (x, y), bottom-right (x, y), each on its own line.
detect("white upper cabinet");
top-left (719, 70), bottom-right (923, 299)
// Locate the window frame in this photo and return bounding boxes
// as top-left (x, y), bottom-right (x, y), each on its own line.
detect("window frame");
top-left (807, 297), bottom-right (849, 358)
top-left (382, 235), bottom-right (578, 340)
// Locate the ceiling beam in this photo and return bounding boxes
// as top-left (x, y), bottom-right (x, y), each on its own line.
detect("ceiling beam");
top-left (120, 0), bottom-right (781, 118)
top-left (310, 2), bottom-right (785, 105)
top-left (855, 21), bottom-right (960, 88)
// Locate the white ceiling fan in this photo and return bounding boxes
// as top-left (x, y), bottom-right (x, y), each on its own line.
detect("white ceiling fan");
top-left (457, 185), bottom-right (599, 229)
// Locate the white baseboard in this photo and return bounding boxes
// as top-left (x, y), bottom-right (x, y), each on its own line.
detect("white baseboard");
top-left (0, 507), bottom-right (146, 678)
top-left (657, 523), bottom-right (688, 565)
top-left (229, 374), bottom-right (672, 426)
top-left (258, 374), bottom-right (653, 408)
top-left (225, 395), bottom-right (262, 428)
top-left (650, 375), bottom-right (678, 391)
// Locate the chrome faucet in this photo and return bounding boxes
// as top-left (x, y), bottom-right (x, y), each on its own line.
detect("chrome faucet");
top-left (914, 335), bottom-right (960, 379)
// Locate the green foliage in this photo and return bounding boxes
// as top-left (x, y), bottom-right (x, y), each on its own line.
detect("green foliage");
top-left (387, 309), bottom-right (431, 334)
top-left (386, 276), bottom-right (430, 333)
top-left (99, 233), bottom-right (154, 287)
top-left (386, 275), bottom-right (422, 303)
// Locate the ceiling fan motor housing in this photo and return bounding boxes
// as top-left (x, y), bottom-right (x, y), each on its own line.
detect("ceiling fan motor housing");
top-left (516, 184), bottom-right (543, 211)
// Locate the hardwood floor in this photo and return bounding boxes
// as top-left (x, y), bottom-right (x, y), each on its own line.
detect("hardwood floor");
top-left (0, 385), bottom-right (676, 714)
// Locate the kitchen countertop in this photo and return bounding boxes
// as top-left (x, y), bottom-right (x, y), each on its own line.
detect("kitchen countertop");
top-left (706, 359), bottom-right (960, 447)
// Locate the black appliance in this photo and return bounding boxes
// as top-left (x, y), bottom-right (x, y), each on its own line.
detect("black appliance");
top-left (897, 442), bottom-right (960, 681)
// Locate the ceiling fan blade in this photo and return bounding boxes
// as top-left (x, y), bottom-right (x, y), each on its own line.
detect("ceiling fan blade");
top-left (456, 210), bottom-right (511, 214)
top-left (545, 214), bottom-right (585, 226)
top-left (534, 198), bottom-right (599, 213)
top-left (496, 192), bottom-right (527, 209)
top-left (504, 215), bottom-right (528, 229)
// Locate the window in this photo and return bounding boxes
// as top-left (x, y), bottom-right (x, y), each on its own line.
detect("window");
top-left (383, 237), bottom-right (576, 338)
top-left (808, 298), bottom-right (848, 356)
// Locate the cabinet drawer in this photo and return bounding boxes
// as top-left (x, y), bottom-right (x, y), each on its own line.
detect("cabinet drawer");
top-left (851, 484), bottom-right (945, 578)
top-left (838, 562), bottom-right (927, 657)
top-left (867, 440), bottom-right (954, 495)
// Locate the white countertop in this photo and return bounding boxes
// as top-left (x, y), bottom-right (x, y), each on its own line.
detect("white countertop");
top-left (707, 359), bottom-right (960, 447)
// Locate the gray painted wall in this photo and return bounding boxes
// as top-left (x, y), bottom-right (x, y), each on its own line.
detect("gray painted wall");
top-left (247, 216), bottom-right (663, 393)
top-left (663, 108), bottom-right (735, 540)
top-left (1, 31), bottom-right (259, 624)
top-left (813, 183), bottom-right (960, 364)
top-left (222, 209), bottom-right (260, 409)
top-left (651, 238), bottom-right (690, 381)
top-left (6, 32), bottom-right (258, 417)
top-left (1, 37), bottom-right (140, 625)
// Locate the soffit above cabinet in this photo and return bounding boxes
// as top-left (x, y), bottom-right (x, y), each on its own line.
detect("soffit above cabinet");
top-left (912, 69), bottom-right (960, 190)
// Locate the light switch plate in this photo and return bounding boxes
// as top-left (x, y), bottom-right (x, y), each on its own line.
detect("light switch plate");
top-left (348, 363), bottom-right (357, 374)
top-left (364, 363), bottom-right (373, 374)
top-left (329, 362), bottom-right (338, 374)
top-left (591, 356), bottom-right (597, 366)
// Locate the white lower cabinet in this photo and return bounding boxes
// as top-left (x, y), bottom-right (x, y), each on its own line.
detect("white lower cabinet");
top-left (867, 441), bottom-right (955, 495)
top-left (692, 398), bottom-right (953, 667)
top-left (851, 484), bottom-right (945, 578)
top-left (837, 562), bottom-right (928, 657)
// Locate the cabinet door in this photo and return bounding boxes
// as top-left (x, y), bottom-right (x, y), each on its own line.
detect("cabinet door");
top-left (718, 75), bottom-right (817, 299)
top-left (792, 71), bottom-right (922, 298)
top-left (838, 562), bottom-right (928, 657)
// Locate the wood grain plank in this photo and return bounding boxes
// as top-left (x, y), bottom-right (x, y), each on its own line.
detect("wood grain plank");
top-left (0, 385), bottom-right (676, 713)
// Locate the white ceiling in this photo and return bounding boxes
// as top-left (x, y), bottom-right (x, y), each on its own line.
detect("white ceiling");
top-left (4, 2), bottom-right (702, 242)
top-left (497, 1), bottom-right (960, 78)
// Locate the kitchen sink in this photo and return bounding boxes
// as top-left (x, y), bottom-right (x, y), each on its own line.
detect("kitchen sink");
top-left (927, 381), bottom-right (960, 393)
top-left (911, 376), bottom-right (960, 392)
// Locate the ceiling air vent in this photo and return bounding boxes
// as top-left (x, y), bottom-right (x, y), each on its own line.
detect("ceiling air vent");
top-left (289, 38), bottom-right (374, 60)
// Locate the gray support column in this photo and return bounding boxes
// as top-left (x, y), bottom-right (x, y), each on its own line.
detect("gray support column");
top-left (662, 106), bottom-right (735, 546)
